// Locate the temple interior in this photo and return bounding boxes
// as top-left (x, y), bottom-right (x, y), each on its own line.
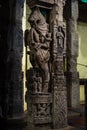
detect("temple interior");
top-left (0, 0), bottom-right (87, 130)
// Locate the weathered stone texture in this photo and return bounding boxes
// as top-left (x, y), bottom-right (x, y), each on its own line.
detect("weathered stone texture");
top-left (65, 0), bottom-right (80, 108)
top-left (26, 0), bottom-right (67, 129)
top-left (9, 0), bottom-right (25, 116)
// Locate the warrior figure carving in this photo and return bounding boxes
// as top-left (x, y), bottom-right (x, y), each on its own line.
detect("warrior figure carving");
top-left (26, 8), bottom-right (51, 92)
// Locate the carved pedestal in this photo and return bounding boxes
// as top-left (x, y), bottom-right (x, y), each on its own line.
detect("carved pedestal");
top-left (26, 67), bottom-right (52, 129)
top-left (27, 92), bottom-right (52, 130)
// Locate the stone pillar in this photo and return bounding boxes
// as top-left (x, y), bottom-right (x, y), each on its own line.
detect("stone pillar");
top-left (0, 0), bottom-right (27, 130)
top-left (50, 0), bottom-right (67, 129)
top-left (26, 1), bottom-right (79, 130)
top-left (25, 2), bottom-right (53, 129)
top-left (65, 0), bottom-right (80, 108)
top-left (8, 0), bottom-right (25, 117)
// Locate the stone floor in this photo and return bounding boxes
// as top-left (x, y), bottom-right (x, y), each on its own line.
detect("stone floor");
top-left (0, 105), bottom-right (86, 130)
top-left (67, 103), bottom-right (86, 130)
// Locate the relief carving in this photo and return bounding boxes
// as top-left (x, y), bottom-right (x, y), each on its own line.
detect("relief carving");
top-left (51, 0), bottom-right (67, 128)
top-left (56, 26), bottom-right (65, 53)
top-left (26, 7), bottom-right (51, 92)
top-left (28, 94), bottom-right (52, 124)
top-left (33, 76), bottom-right (42, 93)
top-left (37, 103), bottom-right (50, 117)
top-left (26, 68), bottom-right (42, 93)
top-left (32, 102), bottom-right (52, 120)
top-left (53, 91), bottom-right (67, 128)
top-left (54, 0), bottom-right (66, 22)
top-left (26, 0), bottom-right (67, 129)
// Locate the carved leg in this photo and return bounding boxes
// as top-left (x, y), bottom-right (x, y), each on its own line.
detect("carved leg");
top-left (40, 63), bottom-right (50, 92)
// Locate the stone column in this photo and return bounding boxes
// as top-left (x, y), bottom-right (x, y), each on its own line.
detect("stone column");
top-left (25, 6), bottom-right (53, 129)
top-left (8, 0), bottom-right (25, 117)
top-left (0, 0), bottom-right (27, 130)
top-left (50, 0), bottom-right (67, 129)
top-left (65, 0), bottom-right (80, 108)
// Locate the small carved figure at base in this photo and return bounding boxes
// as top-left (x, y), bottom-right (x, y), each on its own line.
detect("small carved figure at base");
top-left (37, 103), bottom-right (47, 117)
top-left (33, 76), bottom-right (42, 93)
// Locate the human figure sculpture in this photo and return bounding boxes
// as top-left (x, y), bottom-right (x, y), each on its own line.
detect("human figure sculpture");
top-left (26, 7), bottom-right (51, 92)
top-left (56, 26), bottom-right (65, 52)
top-left (33, 75), bottom-right (42, 93)
top-left (37, 103), bottom-right (47, 116)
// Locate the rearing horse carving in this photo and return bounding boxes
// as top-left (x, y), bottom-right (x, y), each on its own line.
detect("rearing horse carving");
top-left (26, 8), bottom-right (51, 92)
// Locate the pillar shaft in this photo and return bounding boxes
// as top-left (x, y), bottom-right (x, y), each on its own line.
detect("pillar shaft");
top-left (65, 0), bottom-right (80, 108)
top-left (8, 0), bottom-right (25, 117)
top-left (50, 0), bottom-right (67, 129)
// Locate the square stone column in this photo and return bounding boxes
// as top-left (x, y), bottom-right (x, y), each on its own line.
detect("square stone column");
top-left (65, 0), bottom-right (80, 108)
top-left (50, 0), bottom-right (68, 129)
top-left (8, 0), bottom-right (25, 117)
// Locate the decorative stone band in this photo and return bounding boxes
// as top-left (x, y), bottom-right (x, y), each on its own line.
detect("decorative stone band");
top-left (29, 93), bottom-right (52, 104)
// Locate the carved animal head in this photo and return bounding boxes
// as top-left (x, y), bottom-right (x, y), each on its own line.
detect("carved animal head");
top-left (28, 7), bottom-right (48, 36)
top-left (29, 7), bottom-right (45, 26)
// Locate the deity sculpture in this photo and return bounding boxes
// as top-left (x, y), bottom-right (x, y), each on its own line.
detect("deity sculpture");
top-left (56, 26), bottom-right (65, 52)
top-left (26, 7), bottom-right (51, 92)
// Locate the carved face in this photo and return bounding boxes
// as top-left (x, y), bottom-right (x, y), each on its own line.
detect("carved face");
top-left (28, 7), bottom-right (46, 27)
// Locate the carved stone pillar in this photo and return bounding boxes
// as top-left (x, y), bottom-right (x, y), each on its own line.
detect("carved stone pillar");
top-left (50, 0), bottom-right (67, 129)
top-left (65, 0), bottom-right (80, 108)
top-left (26, 0), bottom-right (80, 130)
top-left (25, 0), bottom-right (69, 129)
top-left (25, 2), bottom-right (53, 129)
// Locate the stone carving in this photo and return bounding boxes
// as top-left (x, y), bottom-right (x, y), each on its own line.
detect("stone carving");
top-left (56, 26), bottom-right (65, 52)
top-left (53, 90), bottom-right (67, 128)
top-left (37, 103), bottom-right (47, 116)
top-left (50, 0), bottom-right (67, 129)
top-left (26, 93), bottom-right (52, 125)
top-left (26, 68), bottom-right (42, 93)
top-left (26, 0), bottom-right (68, 129)
top-left (33, 101), bottom-right (52, 124)
top-left (32, 70), bottom-right (42, 93)
top-left (33, 76), bottom-right (42, 93)
top-left (54, 0), bottom-right (66, 22)
top-left (36, 103), bottom-right (51, 117)
top-left (26, 7), bottom-right (51, 92)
